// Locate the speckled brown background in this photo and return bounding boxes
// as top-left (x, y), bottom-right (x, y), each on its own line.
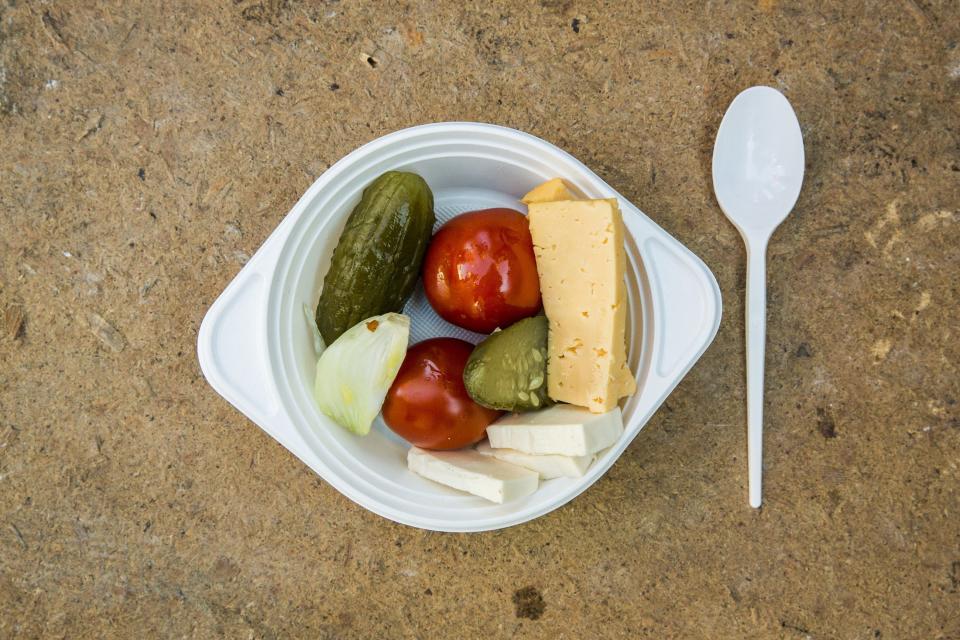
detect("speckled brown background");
top-left (1, 1), bottom-right (958, 638)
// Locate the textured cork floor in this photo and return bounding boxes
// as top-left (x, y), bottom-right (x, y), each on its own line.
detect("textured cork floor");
top-left (2, 1), bottom-right (959, 638)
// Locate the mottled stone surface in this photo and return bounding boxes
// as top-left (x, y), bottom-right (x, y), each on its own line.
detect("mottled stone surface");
top-left (1, 1), bottom-right (958, 638)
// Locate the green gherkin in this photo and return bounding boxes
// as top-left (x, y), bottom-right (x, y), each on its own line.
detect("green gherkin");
top-left (315, 171), bottom-right (435, 345)
top-left (463, 315), bottom-right (552, 412)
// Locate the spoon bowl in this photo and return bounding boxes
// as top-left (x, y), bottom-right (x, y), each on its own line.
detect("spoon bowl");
top-left (713, 86), bottom-right (805, 237)
top-left (712, 86), bottom-right (804, 508)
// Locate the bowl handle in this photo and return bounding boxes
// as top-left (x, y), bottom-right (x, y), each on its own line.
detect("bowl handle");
top-left (620, 211), bottom-right (723, 430)
top-left (197, 233), bottom-right (287, 432)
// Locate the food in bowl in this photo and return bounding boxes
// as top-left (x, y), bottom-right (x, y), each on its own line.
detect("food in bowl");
top-left (310, 172), bottom-right (635, 503)
top-left (313, 171), bottom-right (434, 345)
top-left (312, 312), bottom-right (409, 435)
top-left (463, 315), bottom-right (551, 412)
top-left (421, 208), bottom-right (542, 334)
top-left (527, 197), bottom-right (637, 412)
top-left (382, 337), bottom-right (501, 450)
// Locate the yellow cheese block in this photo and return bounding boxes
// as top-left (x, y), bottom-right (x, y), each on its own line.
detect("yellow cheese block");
top-left (520, 178), bottom-right (581, 204)
top-left (527, 197), bottom-right (637, 413)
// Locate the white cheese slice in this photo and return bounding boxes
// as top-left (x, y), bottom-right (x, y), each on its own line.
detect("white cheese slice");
top-left (476, 440), bottom-right (593, 479)
top-left (486, 404), bottom-right (623, 456)
top-left (407, 447), bottom-right (539, 504)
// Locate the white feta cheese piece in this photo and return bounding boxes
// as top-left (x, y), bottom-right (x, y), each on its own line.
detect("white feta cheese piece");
top-left (486, 404), bottom-right (623, 456)
top-left (476, 440), bottom-right (593, 479)
top-left (407, 447), bottom-right (539, 504)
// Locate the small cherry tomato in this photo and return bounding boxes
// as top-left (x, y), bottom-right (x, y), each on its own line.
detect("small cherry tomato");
top-left (382, 338), bottom-right (502, 450)
top-left (422, 208), bottom-right (541, 334)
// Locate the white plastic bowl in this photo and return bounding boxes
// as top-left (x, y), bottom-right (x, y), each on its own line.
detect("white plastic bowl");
top-left (198, 123), bottom-right (721, 532)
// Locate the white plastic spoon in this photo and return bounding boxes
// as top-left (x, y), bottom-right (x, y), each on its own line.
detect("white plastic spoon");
top-left (712, 86), bottom-right (805, 508)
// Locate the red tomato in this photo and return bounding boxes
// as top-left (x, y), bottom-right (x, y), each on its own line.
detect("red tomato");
top-left (382, 338), bottom-right (502, 450)
top-left (422, 208), bottom-right (541, 334)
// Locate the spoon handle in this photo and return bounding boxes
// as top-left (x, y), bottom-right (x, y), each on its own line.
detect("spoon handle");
top-left (746, 239), bottom-right (768, 508)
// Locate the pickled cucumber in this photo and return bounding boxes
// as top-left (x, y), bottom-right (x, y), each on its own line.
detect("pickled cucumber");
top-left (463, 315), bottom-right (552, 412)
top-left (315, 171), bottom-right (435, 345)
